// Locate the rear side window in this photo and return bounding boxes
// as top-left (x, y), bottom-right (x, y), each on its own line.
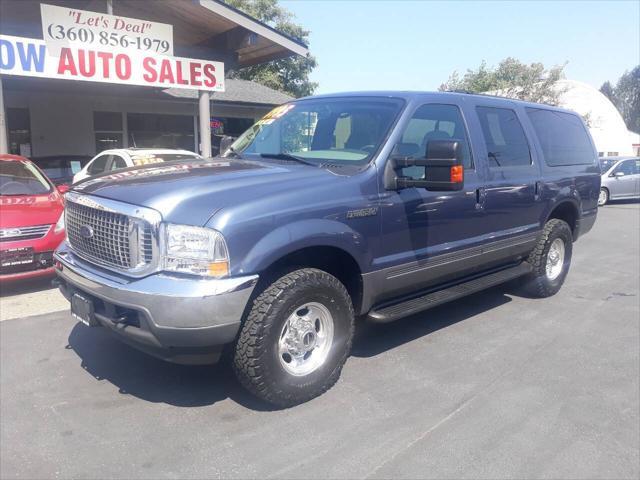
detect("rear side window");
top-left (526, 108), bottom-right (595, 166)
top-left (88, 155), bottom-right (110, 174)
top-left (476, 107), bottom-right (531, 167)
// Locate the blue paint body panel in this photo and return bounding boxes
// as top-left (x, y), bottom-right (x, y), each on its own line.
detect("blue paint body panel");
top-left (71, 91), bottom-right (600, 314)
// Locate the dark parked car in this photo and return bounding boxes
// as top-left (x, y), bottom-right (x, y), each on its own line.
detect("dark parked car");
top-left (54, 92), bottom-right (600, 407)
top-left (31, 155), bottom-right (91, 187)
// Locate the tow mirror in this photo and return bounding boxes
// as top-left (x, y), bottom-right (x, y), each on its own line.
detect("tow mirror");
top-left (385, 139), bottom-right (464, 191)
top-left (219, 135), bottom-right (236, 156)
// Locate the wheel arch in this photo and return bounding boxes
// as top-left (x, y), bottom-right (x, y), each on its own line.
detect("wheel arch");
top-left (545, 199), bottom-right (580, 240)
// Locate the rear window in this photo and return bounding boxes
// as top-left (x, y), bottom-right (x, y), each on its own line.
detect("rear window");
top-left (526, 108), bottom-right (595, 166)
top-left (130, 153), bottom-right (201, 166)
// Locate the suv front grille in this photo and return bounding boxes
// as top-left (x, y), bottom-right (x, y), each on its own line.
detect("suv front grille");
top-left (65, 200), bottom-right (155, 273)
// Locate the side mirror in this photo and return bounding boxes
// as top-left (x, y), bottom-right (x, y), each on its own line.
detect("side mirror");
top-left (57, 184), bottom-right (70, 194)
top-left (613, 171), bottom-right (625, 177)
top-left (385, 139), bottom-right (464, 191)
top-left (219, 135), bottom-right (236, 157)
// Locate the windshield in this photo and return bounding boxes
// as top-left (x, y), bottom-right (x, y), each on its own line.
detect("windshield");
top-left (600, 159), bottom-right (618, 172)
top-left (0, 161), bottom-right (52, 196)
top-left (228, 98), bottom-right (405, 165)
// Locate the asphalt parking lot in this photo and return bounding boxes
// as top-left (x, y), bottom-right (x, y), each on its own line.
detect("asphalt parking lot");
top-left (1, 202), bottom-right (638, 479)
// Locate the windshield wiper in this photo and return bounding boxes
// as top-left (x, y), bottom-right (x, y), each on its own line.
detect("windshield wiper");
top-left (260, 152), bottom-right (317, 167)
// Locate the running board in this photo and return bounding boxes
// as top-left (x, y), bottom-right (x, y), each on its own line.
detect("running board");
top-left (367, 262), bottom-right (532, 323)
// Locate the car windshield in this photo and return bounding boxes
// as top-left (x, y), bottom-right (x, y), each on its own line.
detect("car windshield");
top-left (600, 159), bottom-right (618, 172)
top-left (228, 97), bottom-right (405, 166)
top-left (130, 153), bottom-right (202, 166)
top-left (0, 161), bottom-right (52, 196)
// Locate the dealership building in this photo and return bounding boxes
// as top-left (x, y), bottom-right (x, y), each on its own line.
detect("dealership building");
top-left (0, 0), bottom-right (306, 157)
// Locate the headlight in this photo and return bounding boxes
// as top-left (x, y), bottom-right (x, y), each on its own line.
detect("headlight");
top-left (54, 212), bottom-right (65, 233)
top-left (163, 224), bottom-right (229, 277)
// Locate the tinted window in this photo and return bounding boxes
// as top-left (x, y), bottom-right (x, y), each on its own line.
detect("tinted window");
top-left (526, 108), bottom-right (595, 166)
top-left (110, 155), bottom-right (127, 170)
top-left (400, 104), bottom-right (473, 168)
top-left (476, 107), bottom-right (531, 167)
top-left (613, 160), bottom-right (638, 176)
top-left (88, 155), bottom-right (110, 174)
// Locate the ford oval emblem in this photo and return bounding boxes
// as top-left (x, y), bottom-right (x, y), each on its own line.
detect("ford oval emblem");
top-left (79, 225), bottom-right (94, 239)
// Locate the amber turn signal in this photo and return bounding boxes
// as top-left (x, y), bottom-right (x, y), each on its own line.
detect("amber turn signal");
top-left (450, 165), bottom-right (464, 183)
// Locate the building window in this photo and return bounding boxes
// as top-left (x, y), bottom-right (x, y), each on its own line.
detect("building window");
top-left (7, 108), bottom-right (31, 157)
top-left (127, 113), bottom-right (194, 150)
top-left (94, 111), bottom-right (123, 153)
top-left (606, 151), bottom-right (619, 156)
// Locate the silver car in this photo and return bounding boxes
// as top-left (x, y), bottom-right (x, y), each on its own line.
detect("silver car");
top-left (598, 157), bottom-right (640, 206)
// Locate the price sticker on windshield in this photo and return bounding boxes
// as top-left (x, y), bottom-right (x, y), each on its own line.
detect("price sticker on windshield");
top-left (257, 104), bottom-right (296, 125)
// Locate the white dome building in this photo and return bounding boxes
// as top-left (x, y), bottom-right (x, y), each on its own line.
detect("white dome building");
top-left (555, 80), bottom-right (639, 157)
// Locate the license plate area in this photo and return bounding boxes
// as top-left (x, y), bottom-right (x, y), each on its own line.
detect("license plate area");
top-left (71, 293), bottom-right (98, 327)
top-left (1, 247), bottom-right (34, 267)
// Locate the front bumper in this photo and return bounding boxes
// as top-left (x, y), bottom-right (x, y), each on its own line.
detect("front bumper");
top-left (54, 241), bottom-right (258, 364)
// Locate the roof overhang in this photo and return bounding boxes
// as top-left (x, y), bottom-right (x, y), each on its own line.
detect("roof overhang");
top-left (0, 0), bottom-right (308, 69)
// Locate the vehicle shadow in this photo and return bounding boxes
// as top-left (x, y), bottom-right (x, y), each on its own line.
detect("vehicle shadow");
top-left (351, 284), bottom-right (514, 358)
top-left (0, 276), bottom-right (56, 297)
top-left (66, 324), bottom-right (272, 411)
top-left (66, 282), bottom-right (519, 410)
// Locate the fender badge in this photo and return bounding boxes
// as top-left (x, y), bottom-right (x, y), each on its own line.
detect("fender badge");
top-left (346, 207), bottom-right (378, 219)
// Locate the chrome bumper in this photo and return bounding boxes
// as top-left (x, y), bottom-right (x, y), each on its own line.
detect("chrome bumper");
top-left (54, 241), bottom-right (258, 348)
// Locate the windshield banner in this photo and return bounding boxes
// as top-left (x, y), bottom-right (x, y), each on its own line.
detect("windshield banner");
top-left (0, 34), bottom-right (225, 92)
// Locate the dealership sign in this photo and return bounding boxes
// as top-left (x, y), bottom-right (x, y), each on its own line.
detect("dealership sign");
top-left (0, 34), bottom-right (224, 91)
top-left (41, 3), bottom-right (174, 55)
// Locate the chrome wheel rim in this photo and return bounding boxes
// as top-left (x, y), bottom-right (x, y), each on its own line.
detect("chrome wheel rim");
top-left (546, 238), bottom-right (565, 280)
top-left (278, 302), bottom-right (334, 376)
top-left (598, 189), bottom-right (607, 206)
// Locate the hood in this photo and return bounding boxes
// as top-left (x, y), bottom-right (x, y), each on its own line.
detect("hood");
top-left (0, 193), bottom-right (64, 228)
top-left (70, 158), bottom-right (348, 226)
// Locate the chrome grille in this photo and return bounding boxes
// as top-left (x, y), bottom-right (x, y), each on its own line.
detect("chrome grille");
top-left (66, 201), bottom-right (132, 269)
top-left (0, 225), bottom-right (51, 242)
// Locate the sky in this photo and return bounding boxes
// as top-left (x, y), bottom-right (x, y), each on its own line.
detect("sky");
top-left (280, 0), bottom-right (640, 94)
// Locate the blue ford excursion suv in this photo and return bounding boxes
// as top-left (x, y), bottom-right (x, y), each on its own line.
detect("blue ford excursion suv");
top-left (55, 92), bottom-right (600, 407)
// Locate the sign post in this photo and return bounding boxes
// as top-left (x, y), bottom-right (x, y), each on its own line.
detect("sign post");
top-left (199, 90), bottom-right (211, 157)
top-left (0, 77), bottom-right (7, 154)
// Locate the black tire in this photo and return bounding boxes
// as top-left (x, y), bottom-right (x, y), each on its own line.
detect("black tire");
top-left (523, 219), bottom-right (573, 298)
top-left (598, 187), bottom-right (609, 206)
top-left (233, 268), bottom-right (354, 408)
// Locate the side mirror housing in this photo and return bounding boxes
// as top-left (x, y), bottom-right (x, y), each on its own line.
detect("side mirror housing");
top-left (385, 139), bottom-right (464, 191)
top-left (613, 171), bottom-right (625, 177)
top-left (57, 184), bottom-right (70, 194)
top-left (219, 135), bottom-right (236, 157)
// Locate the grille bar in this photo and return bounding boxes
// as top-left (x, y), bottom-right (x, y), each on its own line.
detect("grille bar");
top-left (0, 225), bottom-right (51, 242)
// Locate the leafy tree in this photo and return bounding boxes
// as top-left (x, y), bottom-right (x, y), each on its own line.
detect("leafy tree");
top-left (225, 0), bottom-right (318, 98)
top-left (601, 67), bottom-right (640, 133)
top-left (439, 57), bottom-right (567, 106)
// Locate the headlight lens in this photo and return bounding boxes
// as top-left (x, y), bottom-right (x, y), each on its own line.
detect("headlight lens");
top-left (54, 212), bottom-right (65, 233)
top-left (163, 224), bottom-right (229, 277)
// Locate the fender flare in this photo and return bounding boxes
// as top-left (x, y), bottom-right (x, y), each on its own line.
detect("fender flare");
top-left (238, 219), bottom-right (369, 275)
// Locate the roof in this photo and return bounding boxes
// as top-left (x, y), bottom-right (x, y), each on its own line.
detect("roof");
top-left (164, 79), bottom-right (294, 105)
top-left (98, 149), bottom-right (201, 157)
top-left (0, 0), bottom-right (308, 68)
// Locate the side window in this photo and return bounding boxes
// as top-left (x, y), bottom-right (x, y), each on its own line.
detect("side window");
top-left (476, 107), bottom-right (531, 167)
top-left (110, 155), bottom-right (127, 171)
top-left (613, 160), bottom-right (636, 176)
top-left (398, 104), bottom-right (473, 179)
top-left (88, 155), bottom-right (110, 174)
top-left (526, 108), bottom-right (595, 166)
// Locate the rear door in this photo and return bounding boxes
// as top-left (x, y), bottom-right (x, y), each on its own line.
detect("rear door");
top-left (465, 101), bottom-right (542, 258)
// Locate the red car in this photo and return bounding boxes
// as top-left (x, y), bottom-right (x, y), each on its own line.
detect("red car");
top-left (0, 154), bottom-right (67, 282)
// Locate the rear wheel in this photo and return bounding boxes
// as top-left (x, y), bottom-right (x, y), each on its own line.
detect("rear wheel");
top-left (233, 268), bottom-right (354, 408)
top-left (523, 219), bottom-right (573, 298)
top-left (598, 188), bottom-right (609, 206)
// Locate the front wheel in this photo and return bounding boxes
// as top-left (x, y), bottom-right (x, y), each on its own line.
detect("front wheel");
top-left (523, 219), bottom-right (573, 298)
top-left (598, 188), bottom-right (609, 206)
top-left (233, 268), bottom-right (354, 408)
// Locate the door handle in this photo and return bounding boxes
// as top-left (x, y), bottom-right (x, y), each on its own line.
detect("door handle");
top-left (534, 181), bottom-right (543, 200)
top-left (475, 187), bottom-right (486, 210)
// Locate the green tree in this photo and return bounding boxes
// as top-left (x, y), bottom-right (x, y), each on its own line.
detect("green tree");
top-left (600, 67), bottom-right (640, 133)
top-left (225, 0), bottom-right (318, 98)
top-left (439, 57), bottom-right (567, 106)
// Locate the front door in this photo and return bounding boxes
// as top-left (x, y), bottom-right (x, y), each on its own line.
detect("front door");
top-left (377, 103), bottom-right (486, 301)
top-left (609, 159), bottom-right (639, 198)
